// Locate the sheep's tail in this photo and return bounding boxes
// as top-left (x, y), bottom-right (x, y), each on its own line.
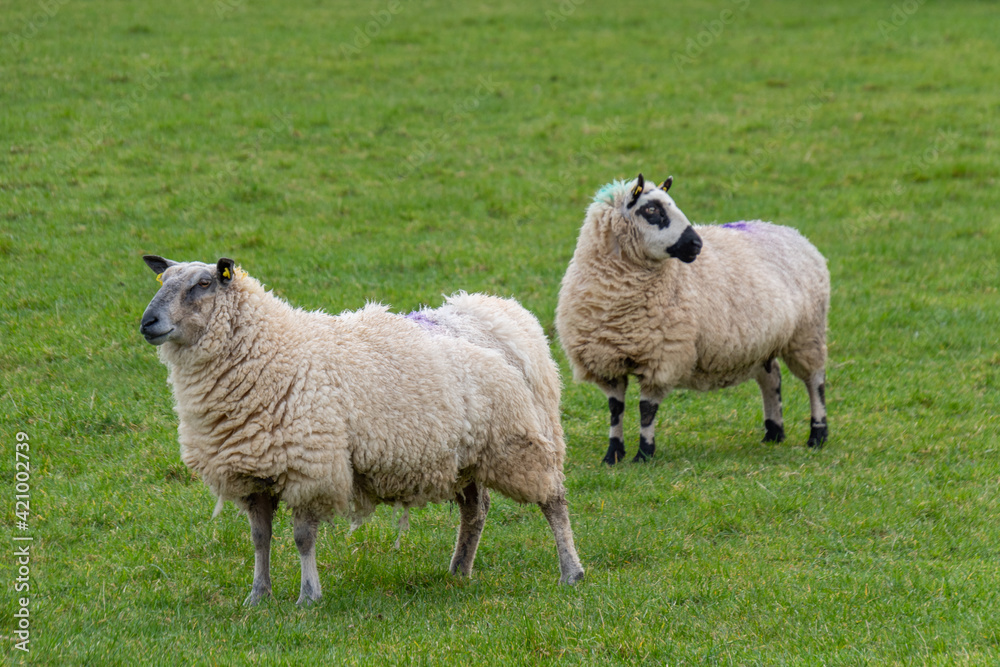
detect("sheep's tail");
top-left (393, 503), bottom-right (410, 550)
top-left (211, 496), bottom-right (225, 519)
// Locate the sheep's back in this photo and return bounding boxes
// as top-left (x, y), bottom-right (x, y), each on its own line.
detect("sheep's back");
top-left (555, 218), bottom-right (828, 392)
top-left (676, 221), bottom-right (829, 389)
top-left (337, 304), bottom-right (554, 507)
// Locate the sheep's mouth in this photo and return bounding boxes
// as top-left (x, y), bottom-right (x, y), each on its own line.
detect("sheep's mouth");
top-left (669, 245), bottom-right (701, 263)
top-left (676, 249), bottom-right (700, 263)
top-left (143, 329), bottom-right (174, 345)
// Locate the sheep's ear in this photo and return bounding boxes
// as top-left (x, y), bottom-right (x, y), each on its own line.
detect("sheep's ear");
top-left (627, 173), bottom-right (645, 208)
top-left (217, 258), bottom-right (236, 285)
top-left (660, 176), bottom-right (673, 192)
top-left (143, 255), bottom-right (175, 275)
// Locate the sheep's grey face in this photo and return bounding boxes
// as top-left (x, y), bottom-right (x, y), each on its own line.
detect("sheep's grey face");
top-left (140, 260), bottom-right (222, 347)
top-left (624, 179), bottom-right (702, 263)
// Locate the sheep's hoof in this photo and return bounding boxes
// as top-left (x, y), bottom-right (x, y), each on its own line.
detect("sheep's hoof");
top-left (296, 594), bottom-right (321, 607)
top-left (602, 439), bottom-right (626, 466)
top-left (807, 420), bottom-right (828, 449)
top-left (296, 580), bottom-right (322, 606)
top-left (560, 569), bottom-right (585, 585)
top-left (243, 588), bottom-right (271, 606)
top-left (631, 450), bottom-right (652, 463)
top-left (632, 438), bottom-right (654, 463)
top-left (807, 435), bottom-right (827, 449)
top-left (763, 420), bottom-right (786, 443)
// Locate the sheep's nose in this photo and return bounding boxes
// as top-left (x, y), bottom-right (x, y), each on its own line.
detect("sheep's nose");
top-left (140, 314), bottom-right (158, 335)
top-left (668, 226), bottom-right (703, 263)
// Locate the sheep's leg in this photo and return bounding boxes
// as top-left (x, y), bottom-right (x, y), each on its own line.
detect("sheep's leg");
top-left (244, 492), bottom-right (279, 606)
top-left (783, 346), bottom-right (829, 449)
top-left (293, 511), bottom-right (322, 605)
top-left (449, 480), bottom-right (490, 577)
top-left (538, 490), bottom-right (585, 585)
top-left (599, 378), bottom-right (628, 465)
top-left (633, 389), bottom-right (665, 463)
top-left (755, 359), bottom-right (785, 443)
top-left (805, 371), bottom-right (828, 448)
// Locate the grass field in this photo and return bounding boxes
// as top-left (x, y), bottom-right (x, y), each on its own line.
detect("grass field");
top-left (2, 0), bottom-right (999, 663)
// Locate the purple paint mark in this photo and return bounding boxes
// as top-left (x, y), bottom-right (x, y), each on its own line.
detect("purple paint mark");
top-left (722, 221), bottom-right (752, 231)
top-left (405, 311), bottom-right (438, 330)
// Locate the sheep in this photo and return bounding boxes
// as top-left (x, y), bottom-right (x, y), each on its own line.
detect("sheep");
top-left (555, 174), bottom-right (830, 465)
top-left (139, 255), bottom-right (584, 604)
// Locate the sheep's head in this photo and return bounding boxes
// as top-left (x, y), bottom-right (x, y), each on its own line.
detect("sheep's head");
top-left (140, 255), bottom-right (236, 347)
top-left (601, 173), bottom-right (702, 264)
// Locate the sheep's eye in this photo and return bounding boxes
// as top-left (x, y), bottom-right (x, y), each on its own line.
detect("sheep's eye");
top-left (198, 279), bottom-right (212, 288)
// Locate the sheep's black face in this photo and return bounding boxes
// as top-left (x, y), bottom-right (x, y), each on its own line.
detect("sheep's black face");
top-left (625, 176), bottom-right (701, 264)
top-left (637, 201), bottom-right (670, 229)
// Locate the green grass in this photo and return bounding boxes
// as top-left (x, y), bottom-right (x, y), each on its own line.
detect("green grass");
top-left (2, 0), bottom-right (999, 663)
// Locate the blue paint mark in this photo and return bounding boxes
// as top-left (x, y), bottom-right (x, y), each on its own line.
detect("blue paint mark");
top-left (722, 221), bottom-right (752, 231)
top-left (405, 311), bottom-right (438, 330)
top-left (594, 180), bottom-right (628, 205)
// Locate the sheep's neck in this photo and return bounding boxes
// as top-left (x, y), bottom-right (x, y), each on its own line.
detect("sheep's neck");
top-left (170, 287), bottom-right (297, 438)
top-left (589, 223), bottom-right (679, 302)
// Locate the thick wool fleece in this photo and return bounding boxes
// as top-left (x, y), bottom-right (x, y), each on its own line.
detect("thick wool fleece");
top-left (556, 202), bottom-right (829, 395)
top-left (159, 275), bottom-right (566, 523)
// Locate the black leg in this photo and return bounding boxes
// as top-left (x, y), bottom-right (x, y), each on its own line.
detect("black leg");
top-left (601, 378), bottom-right (628, 465)
top-left (633, 399), bottom-right (659, 462)
top-left (755, 360), bottom-right (785, 443)
top-left (806, 375), bottom-right (828, 448)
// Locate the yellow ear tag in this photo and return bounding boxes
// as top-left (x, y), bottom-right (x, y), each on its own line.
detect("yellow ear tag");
top-left (222, 267), bottom-right (232, 280)
top-left (156, 273), bottom-right (163, 285)
top-left (632, 185), bottom-right (643, 198)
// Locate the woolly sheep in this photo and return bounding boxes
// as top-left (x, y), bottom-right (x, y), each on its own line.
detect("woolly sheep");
top-left (555, 174), bottom-right (830, 465)
top-left (139, 256), bottom-right (584, 604)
